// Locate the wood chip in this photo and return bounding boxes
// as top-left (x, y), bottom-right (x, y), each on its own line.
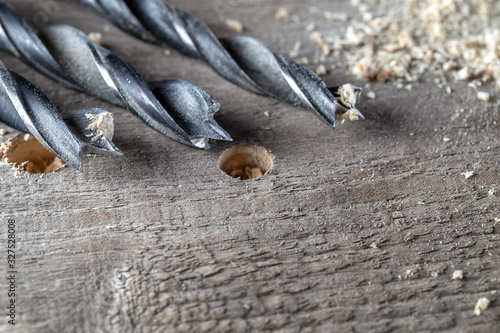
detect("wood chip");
top-left (310, 31), bottom-right (324, 46)
top-left (0, 129), bottom-right (6, 136)
top-left (298, 57), bottom-right (309, 65)
top-left (452, 270), bottom-right (463, 280)
top-left (289, 41), bottom-right (301, 58)
top-left (274, 7), bottom-right (290, 20)
top-left (305, 23), bottom-right (316, 33)
top-left (474, 297), bottom-right (490, 316)
top-left (477, 91), bottom-right (490, 102)
top-left (366, 91), bottom-right (376, 99)
top-left (88, 32), bottom-right (102, 45)
top-left (86, 112), bottom-right (114, 140)
top-left (315, 64), bottom-right (327, 76)
top-left (225, 19), bottom-right (244, 33)
top-left (324, 12), bottom-right (348, 22)
top-left (462, 171), bottom-right (474, 179)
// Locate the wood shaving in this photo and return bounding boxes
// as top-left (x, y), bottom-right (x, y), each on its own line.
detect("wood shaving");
top-left (474, 297), bottom-right (490, 316)
top-left (321, 0), bottom-right (500, 87)
top-left (86, 112), bottom-right (114, 140)
top-left (366, 91), bottom-right (376, 99)
top-left (0, 134), bottom-right (65, 174)
top-left (218, 145), bottom-right (274, 181)
top-left (0, 129), bottom-right (6, 136)
top-left (225, 19), bottom-right (244, 33)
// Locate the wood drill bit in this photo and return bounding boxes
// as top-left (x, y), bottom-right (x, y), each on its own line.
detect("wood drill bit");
top-left (0, 59), bottom-right (122, 171)
top-left (69, 0), bottom-right (364, 127)
top-left (0, 1), bottom-right (231, 149)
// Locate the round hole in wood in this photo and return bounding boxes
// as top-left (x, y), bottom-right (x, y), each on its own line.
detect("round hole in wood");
top-left (0, 134), bottom-right (66, 174)
top-left (218, 145), bottom-right (274, 180)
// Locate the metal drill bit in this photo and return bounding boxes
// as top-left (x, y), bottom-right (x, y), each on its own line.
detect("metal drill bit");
top-left (0, 1), bottom-right (231, 149)
top-left (0, 59), bottom-right (122, 171)
top-left (70, 0), bottom-right (364, 127)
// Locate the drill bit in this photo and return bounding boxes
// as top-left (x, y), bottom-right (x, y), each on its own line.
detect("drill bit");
top-left (0, 1), bottom-right (231, 149)
top-left (69, 0), bottom-right (364, 127)
top-left (0, 59), bottom-right (122, 171)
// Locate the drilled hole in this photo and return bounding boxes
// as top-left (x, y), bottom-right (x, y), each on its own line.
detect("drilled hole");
top-left (0, 134), bottom-right (66, 174)
top-left (218, 145), bottom-right (274, 180)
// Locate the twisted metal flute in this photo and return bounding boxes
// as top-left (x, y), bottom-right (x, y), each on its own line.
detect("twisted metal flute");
top-left (70, 0), bottom-right (364, 127)
top-left (0, 1), bottom-right (231, 149)
top-left (0, 58), bottom-right (121, 171)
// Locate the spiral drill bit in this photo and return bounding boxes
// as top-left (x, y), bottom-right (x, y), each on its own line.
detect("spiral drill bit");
top-left (0, 59), bottom-right (122, 171)
top-left (0, 1), bottom-right (231, 149)
top-left (70, 0), bottom-right (364, 127)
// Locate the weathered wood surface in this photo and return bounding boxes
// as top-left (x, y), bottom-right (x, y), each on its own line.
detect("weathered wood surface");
top-left (0, 0), bottom-right (499, 332)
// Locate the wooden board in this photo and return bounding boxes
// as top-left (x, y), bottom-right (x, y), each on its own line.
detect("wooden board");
top-left (1, 0), bottom-right (499, 332)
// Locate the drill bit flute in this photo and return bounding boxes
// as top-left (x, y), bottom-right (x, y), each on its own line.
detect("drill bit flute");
top-left (0, 1), bottom-right (231, 149)
top-left (0, 59), bottom-right (121, 171)
top-left (70, 0), bottom-right (364, 127)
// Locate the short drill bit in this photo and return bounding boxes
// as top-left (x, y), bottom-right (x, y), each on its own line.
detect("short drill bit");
top-left (70, 0), bottom-right (364, 127)
top-left (0, 1), bottom-right (231, 149)
top-left (0, 59), bottom-right (122, 171)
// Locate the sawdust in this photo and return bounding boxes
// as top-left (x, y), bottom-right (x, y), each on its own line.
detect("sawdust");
top-left (289, 41), bottom-right (302, 58)
top-left (0, 134), bottom-right (66, 174)
top-left (218, 145), bottom-right (274, 180)
top-left (317, 0), bottom-right (500, 88)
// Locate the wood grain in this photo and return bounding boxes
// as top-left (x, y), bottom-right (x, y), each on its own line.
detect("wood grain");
top-left (0, 0), bottom-right (499, 332)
